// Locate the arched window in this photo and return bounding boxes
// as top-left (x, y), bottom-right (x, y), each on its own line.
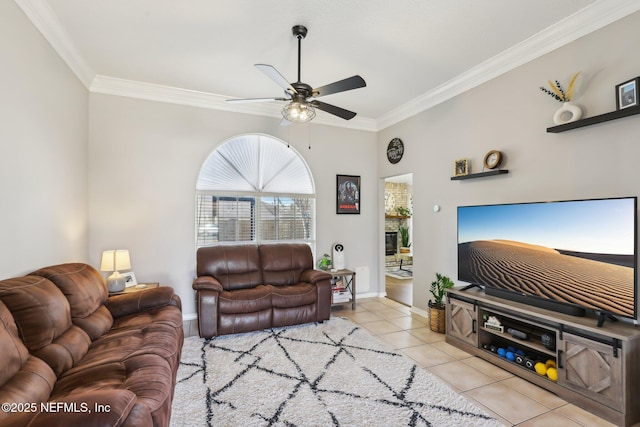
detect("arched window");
top-left (195, 134), bottom-right (315, 248)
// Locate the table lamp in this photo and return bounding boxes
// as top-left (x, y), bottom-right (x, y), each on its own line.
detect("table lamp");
top-left (100, 249), bottom-right (131, 293)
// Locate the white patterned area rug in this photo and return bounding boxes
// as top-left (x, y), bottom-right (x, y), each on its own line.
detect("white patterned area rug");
top-left (171, 317), bottom-right (501, 427)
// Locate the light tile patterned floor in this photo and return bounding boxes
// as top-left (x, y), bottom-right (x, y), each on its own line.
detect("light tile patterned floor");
top-left (331, 297), bottom-right (617, 427)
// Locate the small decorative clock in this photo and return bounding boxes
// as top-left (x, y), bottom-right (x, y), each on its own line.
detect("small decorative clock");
top-left (483, 150), bottom-right (503, 170)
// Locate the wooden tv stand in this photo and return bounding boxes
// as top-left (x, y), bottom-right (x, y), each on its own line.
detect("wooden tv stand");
top-left (445, 288), bottom-right (640, 426)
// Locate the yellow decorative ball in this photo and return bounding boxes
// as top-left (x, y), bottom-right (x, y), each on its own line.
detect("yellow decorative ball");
top-left (534, 362), bottom-right (547, 376)
top-left (546, 367), bottom-right (558, 382)
top-left (545, 359), bottom-right (556, 369)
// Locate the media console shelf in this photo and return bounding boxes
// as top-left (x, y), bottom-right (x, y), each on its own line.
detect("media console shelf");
top-left (446, 287), bottom-right (640, 426)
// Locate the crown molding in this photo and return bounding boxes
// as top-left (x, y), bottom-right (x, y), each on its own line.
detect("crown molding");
top-left (376, 0), bottom-right (640, 130)
top-left (90, 75), bottom-right (377, 131)
top-left (15, 0), bottom-right (95, 88)
top-left (17, 0), bottom-right (640, 132)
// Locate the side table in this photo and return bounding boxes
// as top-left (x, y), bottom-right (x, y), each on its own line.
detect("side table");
top-left (109, 282), bottom-right (159, 296)
top-left (330, 269), bottom-right (356, 309)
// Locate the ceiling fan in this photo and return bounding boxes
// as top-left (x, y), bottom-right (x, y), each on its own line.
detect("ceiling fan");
top-left (226, 25), bottom-right (366, 123)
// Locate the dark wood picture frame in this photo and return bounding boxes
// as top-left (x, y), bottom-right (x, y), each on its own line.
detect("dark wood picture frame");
top-left (616, 77), bottom-right (640, 110)
top-left (336, 174), bottom-right (361, 214)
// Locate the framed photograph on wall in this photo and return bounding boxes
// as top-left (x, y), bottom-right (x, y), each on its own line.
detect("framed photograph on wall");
top-left (336, 174), bottom-right (360, 214)
top-left (454, 158), bottom-right (470, 177)
top-left (616, 77), bottom-right (639, 110)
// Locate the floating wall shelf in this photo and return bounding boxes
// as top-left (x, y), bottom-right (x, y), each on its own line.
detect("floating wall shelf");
top-left (450, 169), bottom-right (509, 181)
top-left (547, 105), bottom-right (640, 133)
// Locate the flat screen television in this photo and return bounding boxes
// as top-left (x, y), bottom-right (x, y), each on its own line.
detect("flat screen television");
top-left (457, 197), bottom-right (637, 321)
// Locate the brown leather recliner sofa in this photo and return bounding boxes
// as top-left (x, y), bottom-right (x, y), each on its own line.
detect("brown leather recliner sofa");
top-left (0, 263), bottom-right (184, 427)
top-left (193, 243), bottom-right (332, 338)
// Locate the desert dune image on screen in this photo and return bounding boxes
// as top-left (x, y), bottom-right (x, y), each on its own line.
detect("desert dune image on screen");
top-left (457, 198), bottom-right (636, 318)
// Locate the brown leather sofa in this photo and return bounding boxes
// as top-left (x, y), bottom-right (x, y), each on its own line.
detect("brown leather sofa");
top-left (0, 263), bottom-right (183, 427)
top-left (193, 243), bottom-right (332, 338)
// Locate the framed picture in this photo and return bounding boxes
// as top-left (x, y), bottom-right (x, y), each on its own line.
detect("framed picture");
top-left (336, 174), bottom-right (360, 214)
top-left (122, 272), bottom-right (138, 287)
top-left (454, 159), bottom-right (470, 177)
top-left (615, 77), bottom-right (639, 110)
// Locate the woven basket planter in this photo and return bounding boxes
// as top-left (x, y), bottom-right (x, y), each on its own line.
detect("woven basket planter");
top-left (428, 302), bottom-right (446, 333)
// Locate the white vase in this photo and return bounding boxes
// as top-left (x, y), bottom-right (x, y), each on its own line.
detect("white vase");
top-left (553, 101), bottom-right (582, 125)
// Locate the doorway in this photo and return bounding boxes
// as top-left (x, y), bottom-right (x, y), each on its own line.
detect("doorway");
top-left (383, 174), bottom-right (413, 306)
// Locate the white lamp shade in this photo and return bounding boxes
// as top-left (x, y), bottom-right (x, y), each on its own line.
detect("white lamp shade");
top-left (100, 250), bottom-right (131, 272)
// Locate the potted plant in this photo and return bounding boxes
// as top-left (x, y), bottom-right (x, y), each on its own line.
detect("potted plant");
top-left (395, 206), bottom-right (412, 217)
top-left (428, 273), bottom-right (454, 333)
top-left (317, 253), bottom-right (332, 271)
top-left (398, 225), bottom-right (411, 253)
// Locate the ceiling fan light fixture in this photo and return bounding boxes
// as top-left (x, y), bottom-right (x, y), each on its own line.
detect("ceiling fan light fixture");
top-left (282, 101), bottom-right (316, 123)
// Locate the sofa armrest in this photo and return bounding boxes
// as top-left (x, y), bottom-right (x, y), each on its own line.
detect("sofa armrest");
top-left (106, 286), bottom-right (181, 318)
top-left (192, 276), bottom-right (223, 338)
top-left (192, 275), bottom-right (224, 292)
top-left (2, 390), bottom-right (137, 427)
top-left (299, 269), bottom-right (332, 284)
top-left (303, 270), bottom-right (332, 321)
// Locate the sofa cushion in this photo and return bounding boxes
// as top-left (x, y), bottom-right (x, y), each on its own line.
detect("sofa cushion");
top-left (0, 276), bottom-right (70, 350)
top-left (53, 354), bottom-right (174, 427)
top-left (218, 285), bottom-right (272, 314)
top-left (0, 276), bottom-right (92, 376)
top-left (30, 263), bottom-right (114, 340)
top-left (66, 322), bottom-right (183, 374)
top-left (269, 283), bottom-right (317, 308)
top-left (260, 243), bottom-right (313, 286)
top-left (0, 300), bottom-right (56, 420)
top-left (31, 325), bottom-right (91, 377)
top-left (197, 245), bottom-right (263, 290)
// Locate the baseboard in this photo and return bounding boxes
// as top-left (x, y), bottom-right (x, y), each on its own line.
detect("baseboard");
top-left (411, 306), bottom-right (428, 319)
top-left (356, 291), bottom-right (386, 299)
top-left (182, 313), bottom-right (197, 321)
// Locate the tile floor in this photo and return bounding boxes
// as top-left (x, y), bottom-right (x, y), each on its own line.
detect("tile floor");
top-left (331, 297), bottom-right (618, 427)
top-left (182, 296), bottom-right (619, 426)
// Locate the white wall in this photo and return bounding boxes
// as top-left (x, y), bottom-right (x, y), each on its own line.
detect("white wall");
top-left (88, 94), bottom-right (377, 316)
top-left (0, 1), bottom-right (89, 277)
top-left (378, 11), bottom-right (640, 315)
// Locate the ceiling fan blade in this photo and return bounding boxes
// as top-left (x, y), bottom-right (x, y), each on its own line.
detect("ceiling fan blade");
top-left (255, 64), bottom-right (297, 95)
top-left (226, 97), bottom-right (288, 103)
top-left (311, 100), bottom-right (357, 120)
top-left (312, 75), bottom-right (366, 98)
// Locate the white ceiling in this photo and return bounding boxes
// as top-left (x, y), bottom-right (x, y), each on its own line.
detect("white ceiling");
top-left (16, 0), bottom-right (640, 130)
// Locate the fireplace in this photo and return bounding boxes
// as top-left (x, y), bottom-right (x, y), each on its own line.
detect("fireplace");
top-left (385, 232), bottom-right (398, 256)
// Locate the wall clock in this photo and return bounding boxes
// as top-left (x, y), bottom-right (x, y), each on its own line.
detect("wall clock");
top-left (483, 150), bottom-right (503, 169)
top-left (386, 138), bottom-right (404, 164)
